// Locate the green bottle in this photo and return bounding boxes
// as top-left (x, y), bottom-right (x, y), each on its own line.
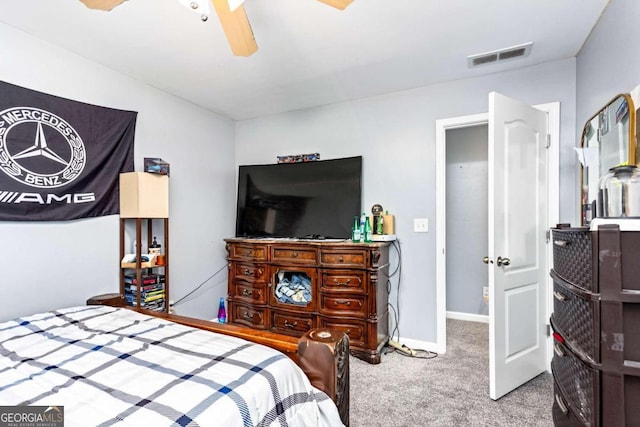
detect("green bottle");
top-left (352, 216), bottom-right (361, 242)
top-left (376, 215), bottom-right (384, 235)
top-left (364, 216), bottom-right (373, 242)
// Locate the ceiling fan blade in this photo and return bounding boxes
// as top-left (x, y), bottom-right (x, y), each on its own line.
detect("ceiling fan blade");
top-left (210, 0), bottom-right (258, 57)
top-left (78, 0), bottom-right (126, 11)
top-left (317, 0), bottom-right (353, 10)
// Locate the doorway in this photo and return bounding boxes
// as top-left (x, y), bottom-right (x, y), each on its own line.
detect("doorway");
top-left (445, 124), bottom-right (489, 323)
top-left (434, 101), bottom-right (560, 375)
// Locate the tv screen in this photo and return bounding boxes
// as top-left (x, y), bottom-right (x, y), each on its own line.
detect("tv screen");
top-left (235, 156), bottom-right (362, 239)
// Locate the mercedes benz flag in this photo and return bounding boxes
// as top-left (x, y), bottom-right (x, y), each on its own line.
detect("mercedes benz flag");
top-left (0, 81), bottom-right (136, 221)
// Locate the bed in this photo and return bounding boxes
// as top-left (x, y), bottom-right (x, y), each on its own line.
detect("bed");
top-left (0, 305), bottom-right (348, 426)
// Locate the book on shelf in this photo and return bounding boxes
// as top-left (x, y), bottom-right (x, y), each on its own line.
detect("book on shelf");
top-left (124, 274), bottom-right (165, 285)
top-left (124, 288), bottom-right (164, 296)
top-left (125, 283), bottom-right (164, 293)
top-left (125, 294), bottom-right (165, 307)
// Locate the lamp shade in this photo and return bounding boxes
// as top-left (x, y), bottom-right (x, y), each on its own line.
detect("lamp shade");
top-left (119, 172), bottom-right (169, 218)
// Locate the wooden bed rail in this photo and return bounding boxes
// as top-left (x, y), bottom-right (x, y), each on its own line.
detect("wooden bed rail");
top-left (140, 309), bottom-right (301, 360)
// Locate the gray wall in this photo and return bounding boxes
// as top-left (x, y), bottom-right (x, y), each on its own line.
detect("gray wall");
top-left (236, 59), bottom-right (578, 344)
top-left (0, 23), bottom-right (236, 322)
top-left (446, 125), bottom-right (489, 316)
top-left (577, 0), bottom-right (640, 131)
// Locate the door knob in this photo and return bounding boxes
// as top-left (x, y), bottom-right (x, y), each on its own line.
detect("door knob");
top-left (483, 256), bottom-right (493, 264)
top-left (496, 256), bottom-right (511, 267)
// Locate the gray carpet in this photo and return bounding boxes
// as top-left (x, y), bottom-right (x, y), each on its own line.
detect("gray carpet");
top-left (349, 319), bottom-right (553, 426)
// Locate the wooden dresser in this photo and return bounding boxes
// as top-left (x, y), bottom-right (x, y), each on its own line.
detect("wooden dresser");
top-left (550, 223), bottom-right (640, 426)
top-left (225, 238), bottom-right (390, 364)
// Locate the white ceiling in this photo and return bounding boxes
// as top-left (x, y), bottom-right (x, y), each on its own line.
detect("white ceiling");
top-left (0, 0), bottom-right (609, 120)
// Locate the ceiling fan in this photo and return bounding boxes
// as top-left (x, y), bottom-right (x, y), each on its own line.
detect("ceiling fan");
top-left (78, 0), bottom-right (354, 57)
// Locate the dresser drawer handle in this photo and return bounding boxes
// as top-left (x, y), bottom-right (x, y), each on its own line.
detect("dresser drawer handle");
top-left (243, 312), bottom-right (255, 320)
top-left (244, 268), bottom-right (252, 275)
top-left (555, 394), bottom-right (568, 415)
top-left (242, 289), bottom-right (254, 297)
top-left (553, 291), bottom-right (567, 301)
top-left (292, 252), bottom-right (298, 257)
top-left (338, 256), bottom-right (344, 262)
top-left (334, 279), bottom-right (351, 286)
top-left (553, 240), bottom-right (570, 247)
top-left (284, 320), bottom-right (298, 329)
top-left (553, 342), bottom-right (565, 358)
top-left (334, 300), bottom-right (351, 306)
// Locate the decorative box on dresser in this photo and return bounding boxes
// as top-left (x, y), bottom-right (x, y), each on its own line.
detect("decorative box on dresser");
top-left (550, 223), bottom-right (640, 426)
top-left (225, 238), bottom-right (390, 364)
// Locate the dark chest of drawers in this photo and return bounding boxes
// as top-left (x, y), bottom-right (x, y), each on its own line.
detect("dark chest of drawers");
top-left (550, 224), bottom-right (640, 426)
top-left (225, 238), bottom-right (390, 364)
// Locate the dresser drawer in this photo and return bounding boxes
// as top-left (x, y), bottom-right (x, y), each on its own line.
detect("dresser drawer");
top-left (319, 317), bottom-right (366, 348)
top-left (272, 246), bottom-right (317, 265)
top-left (320, 249), bottom-right (367, 268)
top-left (320, 293), bottom-right (367, 318)
top-left (233, 262), bottom-right (268, 283)
top-left (231, 303), bottom-right (269, 329)
top-left (230, 281), bottom-right (268, 305)
top-left (271, 310), bottom-right (315, 337)
top-left (551, 227), bottom-right (595, 292)
top-left (550, 271), bottom-right (599, 363)
top-left (551, 340), bottom-right (599, 427)
top-left (321, 270), bottom-right (366, 293)
top-left (552, 378), bottom-right (585, 427)
top-left (228, 243), bottom-right (268, 262)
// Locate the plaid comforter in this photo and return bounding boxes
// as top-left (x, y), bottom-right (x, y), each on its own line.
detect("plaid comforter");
top-left (0, 306), bottom-right (343, 426)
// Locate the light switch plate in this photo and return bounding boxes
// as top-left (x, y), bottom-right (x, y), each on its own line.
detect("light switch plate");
top-left (414, 218), bottom-right (428, 232)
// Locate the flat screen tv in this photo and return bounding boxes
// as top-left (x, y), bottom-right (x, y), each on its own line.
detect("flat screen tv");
top-left (235, 156), bottom-right (362, 239)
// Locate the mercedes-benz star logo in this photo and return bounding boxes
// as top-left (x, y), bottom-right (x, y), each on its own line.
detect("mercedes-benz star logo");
top-left (0, 107), bottom-right (86, 189)
top-left (13, 122), bottom-right (68, 165)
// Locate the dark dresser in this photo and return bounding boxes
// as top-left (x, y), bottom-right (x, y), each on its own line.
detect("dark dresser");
top-left (224, 238), bottom-right (390, 364)
top-left (550, 223), bottom-right (640, 426)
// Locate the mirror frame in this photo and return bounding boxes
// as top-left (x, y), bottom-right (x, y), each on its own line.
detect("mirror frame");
top-left (580, 93), bottom-right (637, 225)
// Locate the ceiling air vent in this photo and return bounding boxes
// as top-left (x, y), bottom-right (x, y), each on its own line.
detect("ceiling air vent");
top-left (467, 42), bottom-right (533, 68)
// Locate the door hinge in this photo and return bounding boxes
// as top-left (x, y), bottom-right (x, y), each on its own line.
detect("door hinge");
top-left (546, 133), bottom-right (551, 149)
top-left (547, 324), bottom-right (552, 337)
top-left (546, 229), bottom-right (550, 243)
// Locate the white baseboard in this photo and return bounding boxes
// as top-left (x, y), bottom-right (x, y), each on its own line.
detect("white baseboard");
top-left (446, 311), bottom-right (489, 323)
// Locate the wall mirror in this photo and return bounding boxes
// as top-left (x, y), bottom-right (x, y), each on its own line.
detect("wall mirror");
top-left (580, 93), bottom-right (637, 224)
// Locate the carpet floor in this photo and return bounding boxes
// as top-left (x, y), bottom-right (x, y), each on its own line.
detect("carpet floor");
top-left (349, 319), bottom-right (554, 426)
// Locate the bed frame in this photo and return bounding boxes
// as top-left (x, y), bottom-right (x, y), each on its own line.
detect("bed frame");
top-left (87, 294), bottom-right (350, 425)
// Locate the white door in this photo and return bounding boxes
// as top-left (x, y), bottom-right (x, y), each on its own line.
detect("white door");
top-left (488, 92), bottom-right (548, 400)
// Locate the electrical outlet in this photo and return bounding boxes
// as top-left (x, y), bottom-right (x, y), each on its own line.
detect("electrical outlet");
top-left (414, 218), bottom-right (429, 233)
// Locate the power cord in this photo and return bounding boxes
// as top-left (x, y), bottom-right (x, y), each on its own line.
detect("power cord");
top-left (171, 264), bottom-right (227, 309)
top-left (387, 239), bottom-right (402, 344)
top-left (384, 344), bottom-right (438, 359)
top-left (383, 239), bottom-right (438, 360)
